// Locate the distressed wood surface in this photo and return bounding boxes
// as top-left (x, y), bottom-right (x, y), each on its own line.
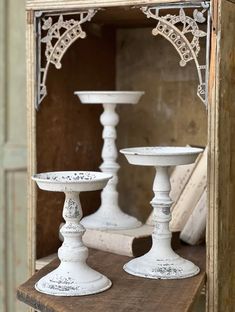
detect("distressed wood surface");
top-left (26, 12), bottom-right (38, 312)
top-left (26, 0), bottom-right (203, 10)
top-left (207, 0), bottom-right (235, 311)
top-left (18, 246), bottom-right (206, 312)
top-left (26, 10), bottom-right (37, 278)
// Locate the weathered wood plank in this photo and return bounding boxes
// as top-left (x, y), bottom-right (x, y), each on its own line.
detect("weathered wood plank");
top-left (26, 0), bottom-right (202, 10)
top-left (26, 10), bottom-right (37, 278)
top-left (6, 172), bottom-right (28, 312)
top-left (3, 145), bottom-right (27, 170)
top-left (0, 0), bottom-right (7, 309)
top-left (207, 0), bottom-right (235, 310)
top-left (18, 247), bottom-right (206, 312)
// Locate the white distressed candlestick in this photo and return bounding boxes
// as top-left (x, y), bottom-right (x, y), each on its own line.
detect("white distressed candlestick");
top-left (74, 91), bottom-right (144, 230)
top-left (32, 171), bottom-right (112, 296)
top-left (120, 146), bottom-right (203, 279)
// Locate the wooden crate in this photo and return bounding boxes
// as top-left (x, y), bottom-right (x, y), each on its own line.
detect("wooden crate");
top-left (22, 0), bottom-right (235, 311)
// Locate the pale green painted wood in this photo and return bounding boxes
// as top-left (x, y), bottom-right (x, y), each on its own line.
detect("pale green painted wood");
top-left (3, 145), bottom-right (27, 170)
top-left (0, 0), bottom-right (7, 310)
top-left (0, 0), bottom-right (28, 311)
top-left (7, 0), bottom-right (27, 145)
top-left (6, 172), bottom-right (28, 312)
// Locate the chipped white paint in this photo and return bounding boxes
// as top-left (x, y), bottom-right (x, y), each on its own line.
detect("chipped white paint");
top-left (120, 146), bottom-right (203, 279)
top-left (32, 171), bottom-right (112, 296)
top-left (75, 91), bottom-right (144, 230)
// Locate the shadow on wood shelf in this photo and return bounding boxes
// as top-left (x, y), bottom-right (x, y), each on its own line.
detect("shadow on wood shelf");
top-left (17, 245), bottom-right (205, 312)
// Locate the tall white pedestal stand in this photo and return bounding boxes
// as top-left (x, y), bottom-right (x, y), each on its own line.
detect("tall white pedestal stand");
top-left (74, 91), bottom-right (144, 230)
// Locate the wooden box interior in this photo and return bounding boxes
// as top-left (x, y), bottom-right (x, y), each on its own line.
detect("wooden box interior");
top-left (36, 7), bottom-right (207, 259)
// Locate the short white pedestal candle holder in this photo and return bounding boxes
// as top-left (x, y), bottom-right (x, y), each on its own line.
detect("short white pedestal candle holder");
top-left (32, 171), bottom-right (112, 296)
top-left (74, 91), bottom-right (144, 230)
top-left (120, 146), bottom-right (203, 279)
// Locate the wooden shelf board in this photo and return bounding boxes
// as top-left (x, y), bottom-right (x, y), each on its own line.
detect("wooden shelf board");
top-left (17, 246), bottom-right (206, 312)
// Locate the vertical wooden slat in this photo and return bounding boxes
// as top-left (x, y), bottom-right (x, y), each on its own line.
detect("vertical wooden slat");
top-left (0, 0), bottom-right (7, 310)
top-left (6, 172), bottom-right (14, 312)
top-left (12, 172), bottom-right (28, 311)
top-left (26, 10), bottom-right (37, 277)
top-left (207, 0), bottom-right (219, 310)
top-left (207, 0), bottom-right (235, 311)
top-left (6, 0), bottom-right (27, 144)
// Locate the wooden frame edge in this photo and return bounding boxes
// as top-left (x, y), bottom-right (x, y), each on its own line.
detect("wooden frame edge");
top-left (26, 9), bottom-right (37, 277)
top-left (26, 0), bottom-right (203, 11)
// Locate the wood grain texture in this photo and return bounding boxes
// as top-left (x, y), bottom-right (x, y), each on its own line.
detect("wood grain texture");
top-left (207, 0), bottom-right (235, 311)
top-left (26, 0), bottom-right (202, 10)
top-left (26, 11), bottom-right (37, 278)
top-left (0, 1), bottom-right (7, 309)
top-left (18, 246), bottom-right (206, 312)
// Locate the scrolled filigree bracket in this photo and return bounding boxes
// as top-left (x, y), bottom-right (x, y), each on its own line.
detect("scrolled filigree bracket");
top-left (141, 2), bottom-right (211, 108)
top-left (36, 10), bottom-right (97, 109)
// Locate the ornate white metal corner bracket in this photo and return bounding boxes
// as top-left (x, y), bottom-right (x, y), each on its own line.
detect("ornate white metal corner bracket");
top-left (141, 2), bottom-right (211, 107)
top-left (35, 3), bottom-right (210, 109)
top-left (35, 9), bottom-right (98, 109)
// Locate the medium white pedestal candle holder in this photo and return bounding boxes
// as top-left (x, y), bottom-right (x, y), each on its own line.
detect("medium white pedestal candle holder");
top-left (74, 91), bottom-right (144, 230)
top-left (120, 146), bottom-right (203, 279)
top-left (32, 171), bottom-right (112, 296)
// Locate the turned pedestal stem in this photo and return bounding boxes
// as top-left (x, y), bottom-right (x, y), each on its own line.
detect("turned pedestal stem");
top-left (59, 192), bottom-right (88, 265)
top-left (81, 103), bottom-right (141, 230)
top-left (99, 103), bottom-right (120, 214)
top-left (123, 165), bottom-right (200, 279)
top-left (75, 91), bottom-right (144, 230)
top-left (151, 167), bottom-right (176, 259)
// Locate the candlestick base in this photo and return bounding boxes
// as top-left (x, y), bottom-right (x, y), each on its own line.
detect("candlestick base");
top-left (123, 251), bottom-right (199, 279)
top-left (81, 209), bottom-right (142, 230)
top-left (35, 264), bottom-right (111, 296)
